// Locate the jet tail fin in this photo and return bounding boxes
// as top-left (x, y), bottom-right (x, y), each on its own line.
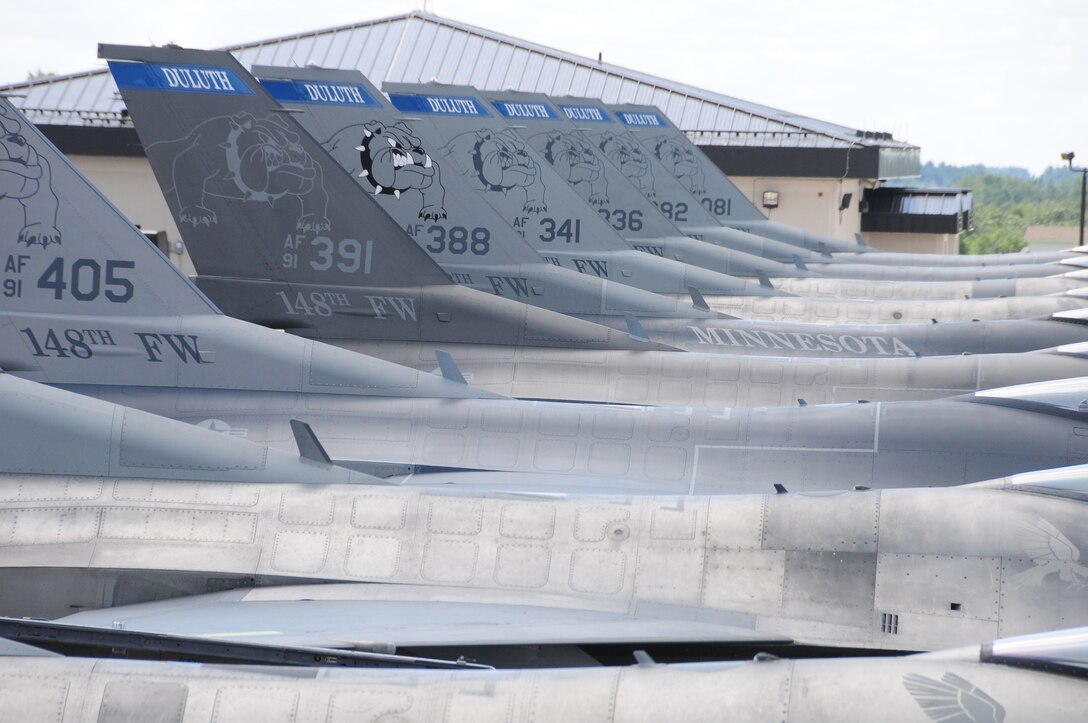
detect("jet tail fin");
top-left (99, 44), bottom-right (452, 290)
top-left (0, 97), bottom-right (216, 317)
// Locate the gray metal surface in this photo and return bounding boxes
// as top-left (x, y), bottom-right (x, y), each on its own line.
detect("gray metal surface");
top-left (252, 65), bottom-right (729, 320)
top-left (0, 470), bottom-right (1085, 653)
top-left (0, 643), bottom-right (1084, 722)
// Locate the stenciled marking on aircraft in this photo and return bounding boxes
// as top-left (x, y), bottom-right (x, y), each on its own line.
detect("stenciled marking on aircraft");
top-left (146, 112), bottom-right (330, 234)
top-left (533, 130), bottom-right (608, 206)
top-left (260, 78), bottom-right (380, 107)
top-left (687, 326), bottom-right (915, 356)
top-left (135, 332), bottom-right (210, 364)
top-left (903, 672), bottom-right (1006, 723)
top-left (5, 254), bottom-right (136, 305)
top-left (442, 129), bottom-right (548, 216)
top-left (275, 290), bottom-right (352, 317)
top-left (486, 275), bottom-right (532, 298)
top-left (558, 104), bottom-right (613, 124)
top-left (594, 131), bottom-right (656, 198)
top-left (490, 100), bottom-right (559, 120)
top-left (109, 61), bottom-right (255, 96)
top-left (651, 134), bottom-right (706, 197)
top-left (17, 325), bottom-right (210, 363)
top-left (280, 235), bottom-right (371, 276)
top-left (0, 104), bottom-right (60, 248)
top-left (617, 112), bottom-right (667, 127)
top-left (322, 120), bottom-right (447, 221)
top-left (365, 295), bottom-right (417, 321)
top-left (1011, 518), bottom-right (1088, 589)
top-left (388, 94), bottom-right (489, 117)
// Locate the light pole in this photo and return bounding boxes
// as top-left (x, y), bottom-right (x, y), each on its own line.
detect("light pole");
top-left (1062, 151), bottom-right (1087, 245)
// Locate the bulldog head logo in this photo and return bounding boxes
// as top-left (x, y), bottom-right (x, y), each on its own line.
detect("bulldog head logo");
top-left (350, 120), bottom-right (446, 221)
top-left (597, 131), bottom-right (654, 199)
top-left (653, 136), bottom-right (706, 197)
top-left (0, 104), bottom-right (61, 248)
top-left (539, 131), bottom-right (608, 207)
top-left (445, 128), bottom-right (547, 215)
top-left (151, 112), bottom-right (330, 233)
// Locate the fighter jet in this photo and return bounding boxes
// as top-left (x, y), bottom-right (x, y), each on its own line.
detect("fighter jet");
top-left (2, 429), bottom-right (1085, 656)
top-left (17, 56), bottom-right (1088, 494)
top-left (607, 99), bottom-right (1086, 272)
top-left (0, 628), bottom-right (1083, 721)
top-left (249, 65), bottom-right (771, 322)
top-left (4, 359), bottom-right (1085, 663)
top-left (490, 89), bottom-right (1087, 301)
top-left (563, 96), bottom-right (1088, 296)
top-left (380, 82), bottom-right (1079, 321)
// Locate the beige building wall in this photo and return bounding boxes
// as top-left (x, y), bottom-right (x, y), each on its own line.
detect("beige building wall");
top-left (862, 231), bottom-right (959, 255)
top-left (69, 155), bottom-right (196, 275)
top-left (729, 176), bottom-right (873, 242)
top-left (1024, 225), bottom-right (1081, 253)
top-left (729, 175), bottom-right (962, 254)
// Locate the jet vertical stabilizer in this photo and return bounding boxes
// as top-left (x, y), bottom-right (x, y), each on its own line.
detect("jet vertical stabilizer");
top-left (0, 95), bottom-right (493, 398)
top-left (101, 45), bottom-right (676, 351)
top-left (251, 64), bottom-right (714, 321)
top-left (382, 81), bottom-right (781, 297)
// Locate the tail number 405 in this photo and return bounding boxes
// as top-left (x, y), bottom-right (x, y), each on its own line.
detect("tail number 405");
top-left (37, 258), bottom-right (135, 303)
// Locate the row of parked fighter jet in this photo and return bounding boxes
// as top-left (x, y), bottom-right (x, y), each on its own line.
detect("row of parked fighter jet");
top-left (0, 42), bottom-right (1084, 720)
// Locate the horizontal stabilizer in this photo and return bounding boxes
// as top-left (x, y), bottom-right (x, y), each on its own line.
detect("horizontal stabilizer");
top-left (0, 617), bottom-right (489, 669)
top-left (688, 286), bottom-right (710, 312)
top-left (435, 350), bottom-right (467, 385)
top-left (289, 419), bottom-right (332, 465)
top-left (624, 313), bottom-right (650, 343)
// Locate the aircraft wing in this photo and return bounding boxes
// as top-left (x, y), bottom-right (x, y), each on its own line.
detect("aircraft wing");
top-left (0, 616), bottom-right (487, 670)
top-left (55, 583), bottom-right (791, 652)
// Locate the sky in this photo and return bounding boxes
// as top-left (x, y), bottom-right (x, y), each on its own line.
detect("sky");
top-left (3, 0), bottom-right (1085, 174)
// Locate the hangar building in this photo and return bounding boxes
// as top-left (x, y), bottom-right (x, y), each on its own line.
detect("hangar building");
top-left (3, 11), bottom-right (969, 270)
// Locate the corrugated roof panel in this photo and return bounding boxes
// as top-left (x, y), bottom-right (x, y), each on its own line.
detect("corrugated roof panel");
top-left (522, 52), bottom-right (546, 92)
top-left (436, 30), bottom-right (468, 84)
top-left (418, 25), bottom-right (455, 82)
top-left (337, 22), bottom-right (378, 71)
top-left (37, 79), bottom-right (68, 112)
top-left (487, 43), bottom-right (516, 88)
top-left (546, 59), bottom-right (573, 95)
top-left (323, 28), bottom-right (352, 68)
top-left (305, 31), bottom-right (334, 67)
top-left (582, 71), bottom-right (603, 98)
top-left (450, 33), bottom-right (483, 85)
top-left (400, 17), bottom-right (438, 82)
top-left (268, 39), bottom-right (299, 66)
top-left (468, 38), bottom-right (499, 87)
top-left (4, 11), bottom-right (916, 154)
top-left (569, 65), bottom-right (593, 96)
top-left (503, 47), bottom-right (531, 90)
top-left (366, 22), bottom-right (404, 80)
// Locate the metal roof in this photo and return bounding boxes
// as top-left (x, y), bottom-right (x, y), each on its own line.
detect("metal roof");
top-left (2, 11), bottom-right (916, 152)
